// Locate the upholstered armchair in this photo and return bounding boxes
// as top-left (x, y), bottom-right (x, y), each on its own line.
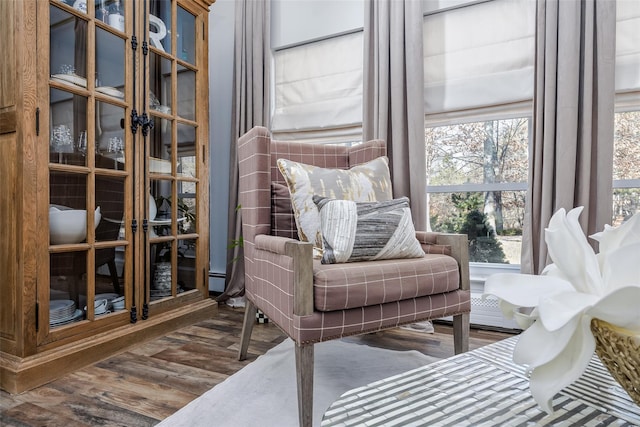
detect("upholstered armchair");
top-left (237, 126), bottom-right (471, 426)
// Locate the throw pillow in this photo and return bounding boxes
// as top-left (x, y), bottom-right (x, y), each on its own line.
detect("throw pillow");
top-left (313, 195), bottom-right (425, 264)
top-left (277, 156), bottom-right (392, 251)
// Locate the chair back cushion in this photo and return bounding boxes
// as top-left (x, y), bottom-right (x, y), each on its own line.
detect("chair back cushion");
top-left (268, 138), bottom-right (387, 240)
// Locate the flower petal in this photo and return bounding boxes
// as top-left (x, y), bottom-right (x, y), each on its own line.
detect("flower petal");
top-left (537, 291), bottom-right (599, 331)
top-left (545, 207), bottom-right (604, 295)
top-left (600, 243), bottom-right (640, 292)
top-left (527, 316), bottom-right (596, 414)
top-left (483, 273), bottom-right (574, 309)
top-left (587, 285), bottom-right (640, 330)
top-left (590, 212), bottom-right (640, 254)
top-left (513, 314), bottom-right (580, 368)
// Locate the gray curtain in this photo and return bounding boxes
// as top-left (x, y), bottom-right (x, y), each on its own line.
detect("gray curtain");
top-left (363, 0), bottom-right (427, 230)
top-left (219, 0), bottom-right (271, 301)
top-left (521, 0), bottom-right (616, 274)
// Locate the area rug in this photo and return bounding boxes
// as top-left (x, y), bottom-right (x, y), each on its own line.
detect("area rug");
top-left (157, 338), bottom-right (438, 427)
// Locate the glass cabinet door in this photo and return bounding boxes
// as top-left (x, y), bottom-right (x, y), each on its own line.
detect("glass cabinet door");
top-left (47, 0), bottom-right (129, 333)
top-left (44, 0), bottom-right (204, 338)
top-left (147, 0), bottom-right (200, 303)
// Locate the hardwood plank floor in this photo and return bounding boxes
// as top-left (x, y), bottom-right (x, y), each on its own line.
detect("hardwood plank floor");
top-left (0, 300), bottom-right (516, 426)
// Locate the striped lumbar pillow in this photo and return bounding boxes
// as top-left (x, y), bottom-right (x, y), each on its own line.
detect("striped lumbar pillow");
top-left (313, 196), bottom-right (425, 264)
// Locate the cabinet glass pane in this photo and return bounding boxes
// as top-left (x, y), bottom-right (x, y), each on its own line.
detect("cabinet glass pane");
top-left (50, 171), bottom-right (98, 244)
top-left (177, 65), bottom-right (195, 121)
top-left (177, 7), bottom-right (195, 64)
top-left (149, 118), bottom-right (172, 174)
top-left (177, 123), bottom-right (195, 177)
top-left (50, 89), bottom-right (88, 166)
top-left (50, 5), bottom-right (88, 84)
top-left (95, 27), bottom-right (125, 98)
top-left (95, 101), bottom-right (126, 170)
top-left (94, 247), bottom-right (125, 304)
top-left (177, 238), bottom-right (196, 291)
top-left (177, 182), bottom-right (196, 235)
top-left (94, 0), bottom-right (126, 32)
top-left (95, 175), bottom-right (125, 242)
top-left (50, 251), bottom-right (86, 327)
top-left (149, 0), bottom-right (172, 53)
top-left (151, 241), bottom-right (173, 300)
top-left (150, 52), bottom-right (172, 115)
top-left (150, 179), bottom-right (173, 235)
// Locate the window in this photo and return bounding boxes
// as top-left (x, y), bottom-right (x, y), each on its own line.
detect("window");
top-left (613, 110), bottom-right (640, 226)
top-left (423, 0), bottom-right (535, 265)
top-left (613, 1), bottom-right (640, 225)
top-left (426, 118), bottom-right (529, 264)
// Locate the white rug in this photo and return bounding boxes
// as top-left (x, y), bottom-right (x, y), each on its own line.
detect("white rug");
top-left (158, 338), bottom-right (438, 427)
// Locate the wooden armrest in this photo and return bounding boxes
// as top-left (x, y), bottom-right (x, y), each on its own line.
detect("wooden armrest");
top-left (435, 233), bottom-right (470, 291)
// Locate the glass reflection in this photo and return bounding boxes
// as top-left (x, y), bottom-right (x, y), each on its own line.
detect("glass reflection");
top-left (177, 65), bottom-right (195, 121)
top-left (95, 101), bottom-right (126, 169)
top-left (150, 119), bottom-right (172, 175)
top-left (50, 5), bottom-right (88, 84)
top-left (150, 240), bottom-right (174, 300)
top-left (95, 27), bottom-right (125, 98)
top-left (50, 89), bottom-right (87, 166)
top-left (95, 176), bottom-right (125, 243)
top-left (177, 239), bottom-right (196, 291)
top-left (177, 7), bottom-right (195, 64)
top-left (50, 251), bottom-right (86, 327)
top-left (177, 182), bottom-right (196, 236)
top-left (150, 0), bottom-right (172, 53)
top-left (177, 123), bottom-right (196, 178)
top-left (149, 52), bottom-right (172, 115)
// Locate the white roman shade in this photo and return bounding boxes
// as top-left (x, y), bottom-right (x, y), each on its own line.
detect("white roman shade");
top-left (616, 0), bottom-right (640, 106)
top-left (423, 0), bottom-right (535, 116)
top-left (271, 31), bottom-right (363, 143)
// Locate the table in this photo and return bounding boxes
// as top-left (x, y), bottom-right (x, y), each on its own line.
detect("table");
top-left (322, 336), bottom-right (640, 426)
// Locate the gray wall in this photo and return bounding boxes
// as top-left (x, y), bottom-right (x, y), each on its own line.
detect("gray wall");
top-left (206, 0), bottom-right (364, 292)
top-left (208, 0), bottom-right (235, 292)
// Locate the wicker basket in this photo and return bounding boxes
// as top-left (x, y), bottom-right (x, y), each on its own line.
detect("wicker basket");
top-left (590, 318), bottom-right (640, 405)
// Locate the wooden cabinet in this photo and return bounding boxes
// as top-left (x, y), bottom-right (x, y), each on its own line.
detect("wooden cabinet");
top-left (0, 0), bottom-right (216, 394)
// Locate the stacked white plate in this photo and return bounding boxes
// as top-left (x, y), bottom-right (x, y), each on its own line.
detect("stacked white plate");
top-left (50, 299), bottom-right (83, 327)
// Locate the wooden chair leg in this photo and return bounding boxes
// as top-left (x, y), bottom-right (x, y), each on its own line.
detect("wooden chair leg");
top-left (295, 343), bottom-right (314, 427)
top-left (453, 312), bottom-right (470, 354)
top-left (238, 300), bottom-right (257, 361)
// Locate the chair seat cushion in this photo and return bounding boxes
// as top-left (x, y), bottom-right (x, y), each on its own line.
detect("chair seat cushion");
top-left (313, 254), bottom-right (460, 311)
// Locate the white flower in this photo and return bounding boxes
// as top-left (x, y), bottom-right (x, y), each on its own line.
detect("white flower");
top-left (483, 207), bottom-right (640, 414)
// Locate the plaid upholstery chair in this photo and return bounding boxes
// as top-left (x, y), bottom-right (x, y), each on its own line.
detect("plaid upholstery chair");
top-left (237, 126), bottom-right (471, 426)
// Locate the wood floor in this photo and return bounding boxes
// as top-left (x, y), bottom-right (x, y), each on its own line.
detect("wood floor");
top-left (0, 300), bottom-right (516, 427)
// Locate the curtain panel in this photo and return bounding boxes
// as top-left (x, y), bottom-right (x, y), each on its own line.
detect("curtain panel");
top-left (521, 0), bottom-right (616, 274)
top-left (221, 0), bottom-right (271, 301)
top-left (363, 0), bottom-right (427, 230)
